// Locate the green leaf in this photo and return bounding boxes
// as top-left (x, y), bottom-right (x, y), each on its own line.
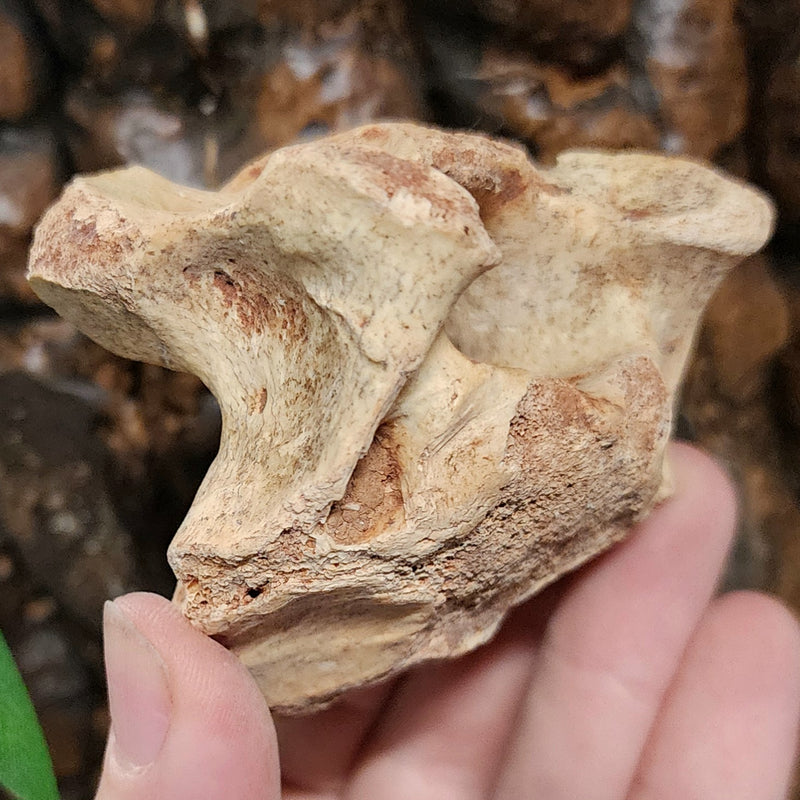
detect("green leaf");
top-left (0, 631), bottom-right (58, 800)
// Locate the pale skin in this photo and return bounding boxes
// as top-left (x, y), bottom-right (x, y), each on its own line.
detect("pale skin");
top-left (95, 443), bottom-right (800, 800)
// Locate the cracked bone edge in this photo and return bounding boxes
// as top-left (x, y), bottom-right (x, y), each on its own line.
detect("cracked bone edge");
top-left (26, 123), bottom-right (774, 712)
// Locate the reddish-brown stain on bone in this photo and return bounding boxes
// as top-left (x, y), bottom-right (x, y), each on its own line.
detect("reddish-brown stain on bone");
top-left (325, 425), bottom-right (404, 545)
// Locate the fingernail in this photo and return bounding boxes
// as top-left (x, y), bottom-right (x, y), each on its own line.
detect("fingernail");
top-left (103, 600), bottom-right (171, 771)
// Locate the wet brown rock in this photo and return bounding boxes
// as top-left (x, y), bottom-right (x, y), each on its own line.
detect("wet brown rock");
top-left (0, 129), bottom-right (61, 241)
top-left (256, 0), bottom-right (352, 29)
top-left (0, 557), bottom-right (107, 800)
top-left (473, 0), bottom-right (634, 71)
top-left (62, 1), bottom-right (423, 185)
top-left (0, 316), bottom-right (219, 595)
top-left (0, 4), bottom-right (38, 120)
top-left (89, 0), bottom-right (155, 29)
top-left (34, 0), bottom-right (194, 89)
top-left (0, 540), bottom-right (27, 639)
top-left (474, 50), bottom-right (659, 162)
top-left (738, 0), bottom-right (800, 69)
top-left (701, 255), bottom-right (790, 400)
top-left (30, 0), bottom-right (117, 73)
top-left (682, 258), bottom-right (800, 604)
top-left (760, 59), bottom-right (800, 223)
top-left (630, 0), bottom-right (747, 159)
top-left (0, 126), bottom-right (62, 301)
top-left (64, 86), bottom-right (214, 185)
top-left (773, 276), bottom-right (800, 486)
top-left (415, 18), bottom-right (658, 160)
top-left (220, 0), bottom-right (424, 171)
top-left (246, 35), bottom-right (421, 154)
top-left (0, 236), bottom-right (30, 301)
top-left (0, 371), bottom-right (142, 625)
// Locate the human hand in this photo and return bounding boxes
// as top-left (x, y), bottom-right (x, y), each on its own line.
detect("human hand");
top-left (95, 443), bottom-right (800, 800)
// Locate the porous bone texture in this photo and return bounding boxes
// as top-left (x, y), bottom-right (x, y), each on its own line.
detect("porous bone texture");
top-left (27, 122), bottom-right (774, 712)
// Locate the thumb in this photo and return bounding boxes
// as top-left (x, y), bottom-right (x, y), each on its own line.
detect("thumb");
top-left (95, 592), bottom-right (280, 800)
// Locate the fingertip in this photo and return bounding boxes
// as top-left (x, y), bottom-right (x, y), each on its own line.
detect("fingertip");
top-left (631, 590), bottom-right (800, 800)
top-left (705, 590), bottom-right (800, 697)
top-left (109, 592), bottom-right (191, 649)
top-left (112, 590), bottom-right (177, 619)
top-left (96, 592), bottom-right (280, 800)
top-left (111, 592), bottom-right (268, 709)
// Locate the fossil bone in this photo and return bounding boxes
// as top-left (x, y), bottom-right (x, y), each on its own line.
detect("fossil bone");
top-left (27, 122), bottom-right (773, 712)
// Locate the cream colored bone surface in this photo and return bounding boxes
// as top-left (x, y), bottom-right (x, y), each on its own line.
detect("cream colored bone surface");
top-left (27, 123), bottom-right (773, 712)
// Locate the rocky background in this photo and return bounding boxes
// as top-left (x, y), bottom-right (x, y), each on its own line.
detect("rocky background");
top-left (0, 0), bottom-right (799, 796)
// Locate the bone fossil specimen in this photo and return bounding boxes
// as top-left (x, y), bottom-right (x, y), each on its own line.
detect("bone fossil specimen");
top-left (27, 123), bottom-right (773, 712)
